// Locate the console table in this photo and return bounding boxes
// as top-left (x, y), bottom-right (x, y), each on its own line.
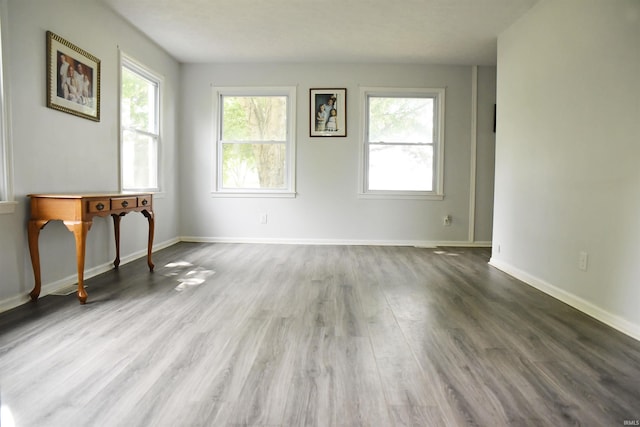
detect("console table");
top-left (27, 193), bottom-right (155, 304)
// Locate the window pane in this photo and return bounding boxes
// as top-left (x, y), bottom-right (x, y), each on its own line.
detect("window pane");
top-left (369, 97), bottom-right (433, 143)
top-left (222, 143), bottom-right (286, 189)
top-left (368, 144), bottom-right (433, 191)
top-left (122, 130), bottom-right (158, 189)
top-left (222, 96), bottom-right (286, 141)
top-left (121, 67), bottom-right (157, 132)
top-left (0, 23), bottom-right (6, 201)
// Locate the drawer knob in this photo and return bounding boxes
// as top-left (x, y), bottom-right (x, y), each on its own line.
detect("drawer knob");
top-left (141, 199), bottom-right (148, 206)
top-left (121, 200), bottom-right (129, 208)
top-left (96, 203), bottom-right (105, 211)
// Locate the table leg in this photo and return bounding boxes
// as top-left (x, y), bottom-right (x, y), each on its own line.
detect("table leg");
top-left (142, 209), bottom-right (155, 271)
top-left (111, 213), bottom-right (123, 268)
top-left (64, 220), bottom-right (92, 304)
top-left (28, 220), bottom-right (50, 301)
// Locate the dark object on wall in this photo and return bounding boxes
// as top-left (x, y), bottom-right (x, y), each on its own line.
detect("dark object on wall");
top-left (310, 88), bottom-right (346, 137)
top-left (493, 104), bottom-right (496, 133)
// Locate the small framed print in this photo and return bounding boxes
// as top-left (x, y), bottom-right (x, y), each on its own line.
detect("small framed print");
top-left (310, 88), bottom-right (346, 137)
top-left (46, 31), bottom-right (100, 121)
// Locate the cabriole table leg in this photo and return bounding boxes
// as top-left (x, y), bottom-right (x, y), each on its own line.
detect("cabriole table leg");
top-left (27, 219), bottom-right (49, 301)
top-left (142, 209), bottom-right (155, 271)
top-left (64, 220), bottom-right (92, 304)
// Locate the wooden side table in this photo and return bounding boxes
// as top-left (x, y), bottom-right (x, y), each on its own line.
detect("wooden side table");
top-left (27, 193), bottom-right (155, 304)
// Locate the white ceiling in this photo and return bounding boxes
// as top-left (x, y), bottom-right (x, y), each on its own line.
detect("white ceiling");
top-left (100, 0), bottom-right (539, 65)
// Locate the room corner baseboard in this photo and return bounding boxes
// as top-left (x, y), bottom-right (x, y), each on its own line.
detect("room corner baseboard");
top-left (489, 257), bottom-right (640, 342)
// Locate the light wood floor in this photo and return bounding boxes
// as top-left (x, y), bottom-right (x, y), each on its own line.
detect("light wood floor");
top-left (1, 243), bottom-right (639, 426)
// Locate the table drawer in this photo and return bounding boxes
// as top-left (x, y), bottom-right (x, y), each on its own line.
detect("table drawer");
top-left (137, 195), bottom-right (152, 208)
top-left (110, 197), bottom-right (137, 210)
top-left (87, 199), bottom-right (109, 213)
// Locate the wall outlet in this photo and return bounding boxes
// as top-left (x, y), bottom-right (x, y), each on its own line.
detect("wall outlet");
top-left (259, 213), bottom-right (268, 224)
top-left (578, 251), bottom-right (588, 271)
top-left (443, 215), bottom-right (452, 226)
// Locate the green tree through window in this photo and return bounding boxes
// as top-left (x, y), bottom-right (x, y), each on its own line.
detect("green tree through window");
top-left (220, 95), bottom-right (289, 190)
top-left (120, 56), bottom-right (159, 191)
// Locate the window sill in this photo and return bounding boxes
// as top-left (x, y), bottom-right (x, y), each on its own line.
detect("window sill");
top-left (0, 201), bottom-right (18, 215)
top-left (358, 192), bottom-right (444, 201)
top-left (211, 191), bottom-right (297, 199)
top-left (122, 190), bottom-right (165, 199)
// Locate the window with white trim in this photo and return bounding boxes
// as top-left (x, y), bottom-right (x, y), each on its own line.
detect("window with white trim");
top-left (120, 54), bottom-right (160, 191)
top-left (214, 87), bottom-right (296, 196)
top-left (361, 87), bottom-right (445, 199)
top-left (0, 7), bottom-right (14, 213)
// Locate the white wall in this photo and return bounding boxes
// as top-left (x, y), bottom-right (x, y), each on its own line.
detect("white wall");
top-left (475, 67), bottom-right (497, 242)
top-left (179, 63), bottom-right (496, 245)
top-left (0, 0), bottom-right (180, 309)
top-left (492, 0), bottom-right (640, 338)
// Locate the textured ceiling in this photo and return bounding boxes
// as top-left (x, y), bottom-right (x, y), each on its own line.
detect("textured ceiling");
top-left (100, 0), bottom-right (539, 65)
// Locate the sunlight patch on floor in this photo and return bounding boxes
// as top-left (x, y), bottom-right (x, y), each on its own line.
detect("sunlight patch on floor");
top-left (162, 260), bottom-right (215, 291)
top-left (434, 250), bottom-right (460, 256)
top-left (1, 404), bottom-right (16, 427)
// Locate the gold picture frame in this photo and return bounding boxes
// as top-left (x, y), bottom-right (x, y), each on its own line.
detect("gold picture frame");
top-left (46, 31), bottom-right (100, 121)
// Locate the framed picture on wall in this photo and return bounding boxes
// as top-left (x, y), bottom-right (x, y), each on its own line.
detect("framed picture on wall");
top-left (310, 88), bottom-right (346, 137)
top-left (46, 31), bottom-right (100, 121)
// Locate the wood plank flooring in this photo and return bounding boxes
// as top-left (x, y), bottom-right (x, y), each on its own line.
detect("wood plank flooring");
top-left (1, 243), bottom-right (639, 426)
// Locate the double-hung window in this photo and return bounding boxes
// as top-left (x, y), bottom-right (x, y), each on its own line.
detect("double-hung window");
top-left (0, 8), bottom-right (14, 214)
top-left (361, 87), bottom-right (445, 199)
top-left (120, 54), bottom-right (161, 191)
top-left (213, 87), bottom-right (296, 197)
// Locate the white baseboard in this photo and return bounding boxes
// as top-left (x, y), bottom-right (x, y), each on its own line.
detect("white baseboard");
top-left (489, 257), bottom-right (640, 342)
top-left (180, 236), bottom-right (493, 248)
top-left (0, 237), bottom-right (180, 313)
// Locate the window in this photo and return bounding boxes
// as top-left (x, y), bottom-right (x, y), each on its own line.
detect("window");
top-left (361, 87), bottom-right (445, 199)
top-left (0, 8), bottom-right (15, 214)
top-left (120, 54), bottom-right (160, 191)
top-left (213, 87), bottom-right (296, 196)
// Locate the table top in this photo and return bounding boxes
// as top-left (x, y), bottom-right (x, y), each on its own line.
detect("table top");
top-left (28, 192), bottom-right (153, 199)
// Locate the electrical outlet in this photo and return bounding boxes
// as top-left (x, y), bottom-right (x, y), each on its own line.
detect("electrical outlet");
top-left (443, 215), bottom-right (452, 226)
top-left (578, 251), bottom-right (588, 271)
top-left (259, 213), bottom-right (268, 224)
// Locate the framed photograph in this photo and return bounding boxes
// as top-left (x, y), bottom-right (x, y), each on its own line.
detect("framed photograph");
top-left (46, 31), bottom-right (100, 121)
top-left (310, 88), bottom-right (346, 137)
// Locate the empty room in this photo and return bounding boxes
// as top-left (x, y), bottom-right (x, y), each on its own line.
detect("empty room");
top-left (0, 0), bottom-right (639, 425)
